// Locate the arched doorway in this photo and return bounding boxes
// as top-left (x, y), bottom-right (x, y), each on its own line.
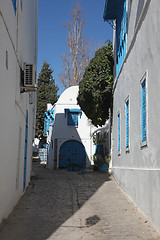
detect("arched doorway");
top-left (59, 140), bottom-right (86, 168)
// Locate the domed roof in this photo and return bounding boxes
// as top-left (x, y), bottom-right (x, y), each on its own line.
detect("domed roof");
top-left (57, 86), bottom-right (79, 105)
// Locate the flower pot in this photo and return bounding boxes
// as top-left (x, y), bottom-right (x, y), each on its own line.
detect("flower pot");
top-left (98, 163), bottom-right (107, 173)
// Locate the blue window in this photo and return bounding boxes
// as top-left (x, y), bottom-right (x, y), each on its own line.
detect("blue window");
top-left (12, 0), bottom-right (17, 14)
top-left (65, 109), bottom-right (82, 127)
top-left (141, 79), bottom-right (146, 143)
top-left (118, 113), bottom-right (120, 152)
top-left (68, 112), bottom-right (78, 126)
top-left (126, 99), bottom-right (129, 148)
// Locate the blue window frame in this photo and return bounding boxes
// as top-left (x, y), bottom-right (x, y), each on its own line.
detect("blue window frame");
top-left (118, 113), bottom-right (120, 152)
top-left (126, 99), bottom-right (129, 148)
top-left (141, 79), bottom-right (146, 143)
top-left (12, 0), bottom-right (17, 14)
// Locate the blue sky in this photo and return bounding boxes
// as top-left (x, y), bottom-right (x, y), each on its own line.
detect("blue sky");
top-left (38, 0), bottom-right (113, 95)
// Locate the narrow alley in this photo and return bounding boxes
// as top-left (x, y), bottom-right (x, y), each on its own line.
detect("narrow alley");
top-left (0, 163), bottom-right (159, 240)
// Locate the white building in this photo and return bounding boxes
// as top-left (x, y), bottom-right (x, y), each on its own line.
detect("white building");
top-left (46, 86), bottom-right (100, 170)
top-left (0, 0), bottom-right (38, 223)
top-left (104, 0), bottom-right (160, 232)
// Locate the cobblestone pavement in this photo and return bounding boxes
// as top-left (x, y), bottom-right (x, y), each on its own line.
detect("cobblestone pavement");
top-left (0, 163), bottom-right (160, 240)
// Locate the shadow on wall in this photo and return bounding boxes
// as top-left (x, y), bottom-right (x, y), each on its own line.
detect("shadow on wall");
top-left (48, 112), bottom-right (92, 169)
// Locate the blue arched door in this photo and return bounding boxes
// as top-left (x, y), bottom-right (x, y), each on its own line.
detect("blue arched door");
top-left (59, 140), bottom-right (86, 168)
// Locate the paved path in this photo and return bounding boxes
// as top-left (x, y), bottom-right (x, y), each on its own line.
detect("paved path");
top-left (0, 163), bottom-right (160, 240)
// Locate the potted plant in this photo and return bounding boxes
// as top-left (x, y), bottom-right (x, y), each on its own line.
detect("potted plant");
top-left (93, 154), bottom-right (111, 173)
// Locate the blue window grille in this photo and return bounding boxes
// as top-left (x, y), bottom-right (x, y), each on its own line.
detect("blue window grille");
top-left (118, 113), bottom-right (120, 152)
top-left (126, 100), bottom-right (129, 148)
top-left (141, 79), bottom-right (146, 142)
top-left (116, 0), bottom-right (127, 77)
top-left (12, 0), bottom-right (17, 14)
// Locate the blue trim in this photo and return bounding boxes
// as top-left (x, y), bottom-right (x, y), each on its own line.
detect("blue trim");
top-left (141, 79), bottom-right (146, 142)
top-left (44, 110), bottom-right (55, 135)
top-left (65, 109), bottom-right (82, 118)
top-left (126, 100), bottom-right (129, 148)
top-left (23, 111), bottom-right (28, 191)
top-left (118, 113), bottom-right (120, 152)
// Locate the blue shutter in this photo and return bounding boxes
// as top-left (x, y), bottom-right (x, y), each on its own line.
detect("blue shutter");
top-left (47, 118), bottom-right (50, 132)
top-left (68, 113), bottom-right (78, 126)
top-left (44, 119), bottom-right (47, 136)
top-left (126, 100), bottom-right (129, 148)
top-left (141, 79), bottom-right (146, 142)
top-left (118, 113), bottom-right (120, 152)
top-left (12, 0), bottom-right (16, 14)
top-left (116, 0), bottom-right (127, 77)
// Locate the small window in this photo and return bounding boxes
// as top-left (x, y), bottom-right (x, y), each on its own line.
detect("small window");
top-left (141, 79), bottom-right (146, 143)
top-left (12, 0), bottom-right (17, 14)
top-left (118, 112), bottom-right (121, 154)
top-left (125, 98), bottom-right (129, 150)
top-left (65, 109), bottom-right (82, 127)
top-left (140, 71), bottom-right (148, 147)
top-left (68, 112), bottom-right (78, 126)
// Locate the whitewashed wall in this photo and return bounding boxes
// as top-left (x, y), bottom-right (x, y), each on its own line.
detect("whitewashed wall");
top-left (0, 0), bottom-right (38, 223)
top-left (111, 0), bottom-right (160, 232)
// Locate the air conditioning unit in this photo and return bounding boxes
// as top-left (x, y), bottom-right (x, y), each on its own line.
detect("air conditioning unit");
top-left (23, 63), bottom-right (37, 92)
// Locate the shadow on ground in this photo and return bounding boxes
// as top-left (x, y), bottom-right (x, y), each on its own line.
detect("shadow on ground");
top-left (0, 162), bottom-right (110, 240)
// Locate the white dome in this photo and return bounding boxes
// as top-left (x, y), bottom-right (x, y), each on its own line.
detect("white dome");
top-left (57, 86), bottom-right (79, 105)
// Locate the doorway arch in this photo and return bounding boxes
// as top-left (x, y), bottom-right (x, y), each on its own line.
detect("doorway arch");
top-left (59, 140), bottom-right (86, 168)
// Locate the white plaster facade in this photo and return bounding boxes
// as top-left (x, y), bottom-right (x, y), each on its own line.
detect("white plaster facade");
top-left (47, 86), bottom-right (98, 169)
top-left (0, 0), bottom-right (38, 223)
top-left (108, 0), bottom-right (160, 232)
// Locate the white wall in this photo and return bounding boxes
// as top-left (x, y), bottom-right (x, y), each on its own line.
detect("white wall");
top-left (0, 0), bottom-right (38, 223)
top-left (111, 0), bottom-right (160, 232)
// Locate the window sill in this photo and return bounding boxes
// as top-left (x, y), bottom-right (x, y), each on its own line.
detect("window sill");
top-left (140, 140), bottom-right (147, 149)
top-left (125, 147), bottom-right (130, 153)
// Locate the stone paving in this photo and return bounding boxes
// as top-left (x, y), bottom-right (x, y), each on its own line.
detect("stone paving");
top-left (0, 163), bottom-right (160, 240)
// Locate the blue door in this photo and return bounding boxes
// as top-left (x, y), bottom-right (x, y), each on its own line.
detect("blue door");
top-left (23, 111), bottom-right (28, 191)
top-left (59, 140), bottom-right (86, 168)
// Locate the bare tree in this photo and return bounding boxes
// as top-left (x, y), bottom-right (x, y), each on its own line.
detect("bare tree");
top-left (59, 2), bottom-right (90, 88)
